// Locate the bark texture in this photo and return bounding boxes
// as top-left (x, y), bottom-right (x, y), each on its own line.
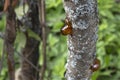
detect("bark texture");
top-left (16, 1), bottom-right (42, 80)
top-left (63, 0), bottom-right (98, 80)
top-left (5, 6), bottom-right (16, 80)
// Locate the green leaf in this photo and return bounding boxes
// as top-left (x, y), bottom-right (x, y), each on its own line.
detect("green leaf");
top-left (27, 29), bottom-right (41, 41)
top-left (48, 34), bottom-right (59, 47)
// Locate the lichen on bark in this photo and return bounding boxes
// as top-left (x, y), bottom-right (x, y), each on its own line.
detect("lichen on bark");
top-left (63, 0), bottom-right (98, 80)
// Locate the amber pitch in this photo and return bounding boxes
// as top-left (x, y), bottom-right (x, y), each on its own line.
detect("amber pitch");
top-left (61, 18), bottom-right (72, 35)
top-left (90, 58), bottom-right (100, 72)
top-left (61, 25), bottom-right (72, 35)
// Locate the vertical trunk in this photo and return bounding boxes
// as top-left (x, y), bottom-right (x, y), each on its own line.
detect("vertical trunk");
top-left (63, 0), bottom-right (98, 80)
top-left (17, 0), bottom-right (42, 80)
top-left (5, 6), bottom-right (16, 80)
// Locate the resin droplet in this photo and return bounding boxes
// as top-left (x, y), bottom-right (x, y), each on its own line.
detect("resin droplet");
top-left (61, 18), bottom-right (72, 35)
top-left (61, 25), bottom-right (72, 35)
top-left (90, 58), bottom-right (100, 72)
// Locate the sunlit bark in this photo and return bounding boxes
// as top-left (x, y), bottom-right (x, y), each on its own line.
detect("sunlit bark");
top-left (63, 0), bottom-right (98, 80)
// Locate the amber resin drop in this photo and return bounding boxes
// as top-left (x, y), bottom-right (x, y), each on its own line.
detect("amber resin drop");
top-left (61, 17), bottom-right (72, 35)
top-left (90, 58), bottom-right (100, 72)
top-left (61, 25), bottom-right (72, 35)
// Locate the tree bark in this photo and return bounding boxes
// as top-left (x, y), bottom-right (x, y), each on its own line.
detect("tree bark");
top-left (63, 0), bottom-right (98, 80)
top-left (16, 0), bottom-right (42, 80)
top-left (5, 6), bottom-right (16, 80)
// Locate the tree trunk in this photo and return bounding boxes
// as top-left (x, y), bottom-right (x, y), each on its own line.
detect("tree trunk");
top-left (4, 5), bottom-right (16, 80)
top-left (16, 0), bottom-right (42, 80)
top-left (63, 0), bottom-right (98, 80)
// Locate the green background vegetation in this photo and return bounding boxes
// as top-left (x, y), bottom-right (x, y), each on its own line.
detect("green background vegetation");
top-left (0, 0), bottom-right (120, 80)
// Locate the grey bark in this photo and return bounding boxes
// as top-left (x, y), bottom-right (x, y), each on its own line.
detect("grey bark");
top-left (63, 0), bottom-right (98, 80)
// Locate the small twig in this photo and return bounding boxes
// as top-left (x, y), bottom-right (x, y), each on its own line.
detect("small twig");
top-left (16, 51), bottom-right (40, 72)
top-left (38, 0), bottom-right (46, 80)
top-left (22, 0), bottom-right (26, 15)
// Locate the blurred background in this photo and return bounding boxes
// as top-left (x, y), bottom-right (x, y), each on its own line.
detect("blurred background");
top-left (0, 0), bottom-right (120, 80)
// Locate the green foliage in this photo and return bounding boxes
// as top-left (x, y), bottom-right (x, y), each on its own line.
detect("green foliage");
top-left (0, 0), bottom-right (120, 80)
top-left (92, 0), bottom-right (120, 80)
top-left (45, 0), bottom-right (120, 80)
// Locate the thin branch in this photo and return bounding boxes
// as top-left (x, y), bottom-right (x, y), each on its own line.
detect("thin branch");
top-left (16, 51), bottom-right (40, 72)
top-left (38, 0), bottom-right (46, 80)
